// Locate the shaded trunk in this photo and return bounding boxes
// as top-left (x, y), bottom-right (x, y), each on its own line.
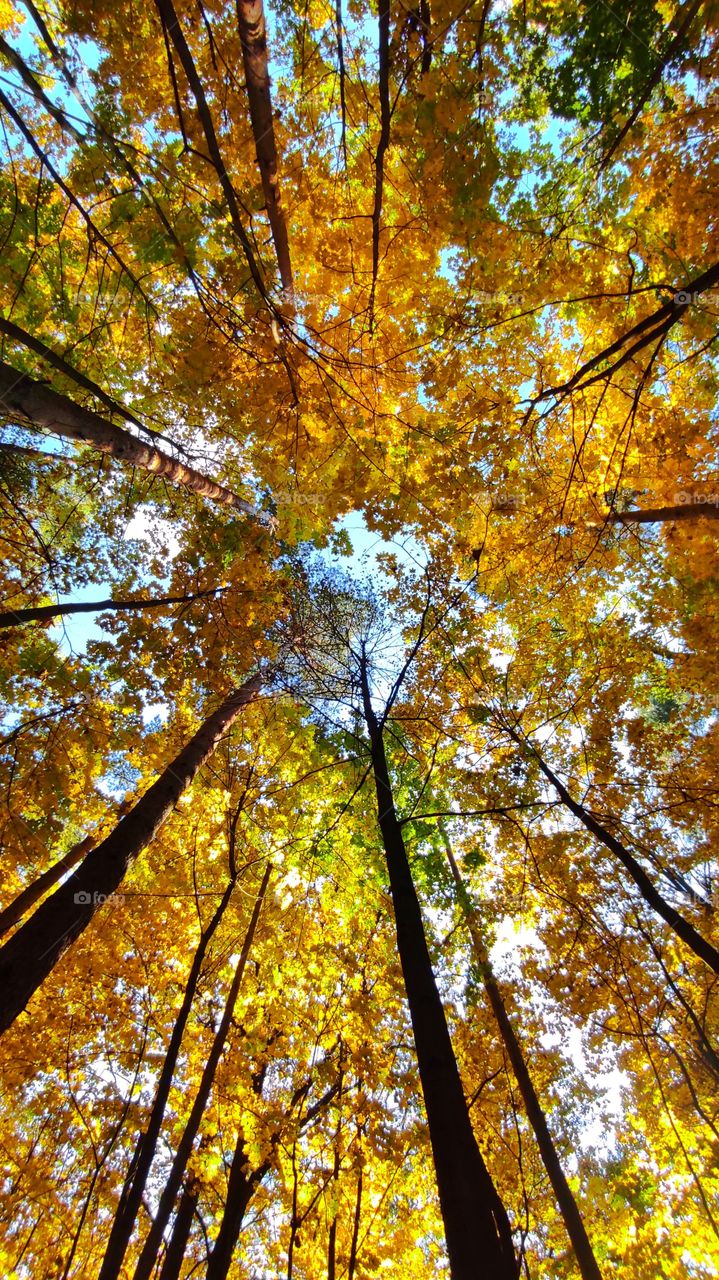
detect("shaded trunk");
top-left (368, 0), bottom-right (390, 333)
top-left (0, 314), bottom-right (152, 436)
top-left (0, 586), bottom-right (224, 630)
top-left (359, 651), bottom-right (517, 1280)
top-left (0, 673), bottom-right (262, 1035)
top-left (156, 1183), bottom-right (198, 1280)
top-left (97, 875), bottom-right (239, 1280)
top-left (347, 1156), bottom-right (362, 1280)
top-left (326, 1108), bottom-right (342, 1280)
top-left (204, 1049), bottom-right (342, 1280)
top-left (132, 861), bottom-right (271, 1280)
top-left (236, 0), bottom-right (293, 292)
top-left (0, 360), bottom-right (254, 515)
top-left (506, 724), bottom-right (719, 976)
top-left (205, 1133), bottom-right (269, 1280)
top-left (334, 0), bottom-right (348, 168)
top-left (442, 835), bottom-right (603, 1280)
top-left (0, 835), bottom-right (94, 939)
top-left (608, 503), bottom-right (719, 525)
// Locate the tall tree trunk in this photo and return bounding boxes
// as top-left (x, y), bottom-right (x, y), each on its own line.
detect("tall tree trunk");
top-left (0, 835), bottom-right (94, 939)
top-left (153, 0), bottom-right (268, 301)
top-left (0, 801), bottom-right (133, 939)
top-left (0, 360), bottom-right (255, 516)
top-left (505, 723), bottom-right (719, 976)
top-left (0, 586), bottom-right (224, 630)
top-left (442, 833), bottom-right (603, 1280)
top-left (327, 1148), bottom-right (340, 1280)
top-left (156, 1182), bottom-right (198, 1280)
top-left (0, 673), bottom-right (262, 1035)
top-left (334, 0), bottom-right (348, 168)
top-left (0, 314), bottom-right (154, 437)
top-left (97, 874), bottom-right (239, 1280)
top-left (131, 861), bottom-right (271, 1280)
top-left (326, 1088), bottom-right (343, 1280)
top-left (203, 1052), bottom-right (342, 1280)
top-left (204, 1132), bottom-right (269, 1280)
top-left (359, 650), bottom-right (517, 1280)
top-left (368, 0), bottom-right (390, 334)
top-left (347, 1149), bottom-right (362, 1280)
top-left (236, 0), bottom-right (293, 293)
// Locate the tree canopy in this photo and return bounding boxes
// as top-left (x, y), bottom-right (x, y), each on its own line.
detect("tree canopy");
top-left (1, 0), bottom-right (718, 1276)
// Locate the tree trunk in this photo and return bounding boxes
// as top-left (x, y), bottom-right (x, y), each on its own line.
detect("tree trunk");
top-left (0, 586), bottom-right (224, 630)
top-left (153, 0), bottom-right (268, 301)
top-left (0, 673), bottom-right (262, 1036)
top-left (368, 0), bottom-right (390, 333)
top-left (359, 651), bottom-right (517, 1280)
top-left (608, 503), bottom-right (719, 524)
top-left (506, 724), bottom-right (719, 976)
top-left (156, 1182), bottom-right (198, 1280)
top-left (347, 1155), bottom-right (362, 1280)
top-left (131, 861), bottom-right (271, 1280)
top-left (97, 874), bottom-right (238, 1280)
top-left (0, 360), bottom-right (255, 515)
top-left (236, 0), bottom-right (293, 293)
top-left (0, 314), bottom-right (151, 435)
top-left (442, 834), bottom-right (603, 1280)
top-left (0, 835), bottom-right (94, 939)
top-left (205, 1133), bottom-right (269, 1280)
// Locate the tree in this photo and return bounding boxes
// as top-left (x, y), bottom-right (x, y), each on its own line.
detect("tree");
top-left (441, 831), bottom-right (603, 1280)
top-left (2, 0), bottom-right (719, 1274)
top-left (0, 361), bottom-right (257, 515)
top-left (357, 645), bottom-right (517, 1279)
top-left (0, 673), bottom-right (261, 1034)
top-left (0, 585), bottom-right (224, 629)
top-left (278, 566), bottom-right (518, 1276)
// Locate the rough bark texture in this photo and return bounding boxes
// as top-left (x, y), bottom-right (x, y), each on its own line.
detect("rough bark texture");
top-left (236, 0), bottom-right (293, 292)
top-left (132, 861), bottom-right (271, 1280)
top-left (443, 837), bottom-right (603, 1280)
top-left (0, 360), bottom-right (255, 515)
top-left (0, 674), bottom-right (262, 1036)
top-left (359, 653), bottom-right (517, 1280)
top-left (0, 314), bottom-right (146, 432)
